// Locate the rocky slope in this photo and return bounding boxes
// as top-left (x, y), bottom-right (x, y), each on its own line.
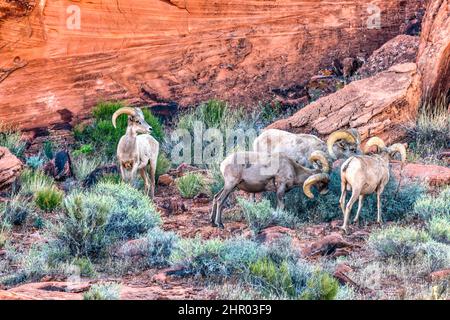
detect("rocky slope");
top-left (270, 0), bottom-right (448, 143)
top-left (0, 0), bottom-right (427, 131)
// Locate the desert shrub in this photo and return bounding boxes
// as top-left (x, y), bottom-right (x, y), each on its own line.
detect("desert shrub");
top-left (175, 172), bottom-right (207, 199)
top-left (414, 187), bottom-right (450, 220)
top-left (156, 152), bottom-right (171, 179)
top-left (207, 164), bottom-right (224, 195)
top-left (1, 195), bottom-right (33, 225)
top-left (249, 258), bottom-right (296, 297)
top-left (177, 100), bottom-right (228, 131)
top-left (427, 215), bottom-right (450, 244)
top-left (83, 283), bottom-right (121, 300)
top-left (144, 228), bottom-right (179, 268)
top-left (415, 241), bottom-right (450, 272)
top-left (300, 270), bottom-right (340, 300)
top-left (72, 154), bottom-right (102, 181)
top-left (274, 169), bottom-right (424, 224)
top-left (72, 144), bottom-right (94, 157)
top-left (263, 235), bottom-right (301, 264)
top-left (43, 140), bottom-right (54, 160)
top-left (34, 186), bottom-right (63, 212)
top-left (72, 257), bottom-right (96, 277)
top-left (237, 198), bottom-right (274, 234)
top-left (407, 99), bottom-right (449, 164)
top-left (171, 237), bottom-right (263, 278)
top-left (75, 101), bottom-right (164, 158)
top-left (56, 192), bottom-right (112, 258)
top-left (54, 182), bottom-right (160, 259)
top-left (19, 169), bottom-right (54, 196)
top-left (0, 122), bottom-right (26, 157)
top-left (26, 156), bottom-right (44, 170)
top-left (94, 182), bottom-right (161, 239)
top-left (368, 225), bottom-right (431, 260)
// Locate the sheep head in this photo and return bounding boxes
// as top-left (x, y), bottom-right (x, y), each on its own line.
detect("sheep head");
top-left (327, 129), bottom-right (361, 159)
top-left (112, 107), bottom-right (153, 134)
top-left (365, 137), bottom-right (407, 162)
top-left (303, 150), bottom-right (330, 199)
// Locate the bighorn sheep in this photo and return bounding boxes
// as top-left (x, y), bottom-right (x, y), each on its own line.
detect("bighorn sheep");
top-left (253, 129), bottom-right (362, 168)
top-left (339, 137), bottom-right (407, 233)
top-left (211, 151), bottom-right (330, 228)
top-left (112, 107), bottom-right (159, 198)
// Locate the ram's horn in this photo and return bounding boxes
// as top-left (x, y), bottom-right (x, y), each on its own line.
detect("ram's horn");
top-left (309, 151), bottom-right (330, 173)
top-left (303, 173), bottom-right (330, 199)
top-left (327, 130), bottom-right (357, 159)
top-left (347, 128), bottom-right (362, 145)
top-left (364, 137), bottom-right (386, 154)
top-left (112, 107), bottom-right (136, 128)
top-left (388, 143), bottom-right (407, 162)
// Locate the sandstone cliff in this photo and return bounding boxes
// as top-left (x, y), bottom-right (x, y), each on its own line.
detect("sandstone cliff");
top-left (0, 0), bottom-right (426, 131)
top-left (269, 0), bottom-right (448, 143)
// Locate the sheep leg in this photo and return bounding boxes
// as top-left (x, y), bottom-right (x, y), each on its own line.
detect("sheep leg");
top-left (210, 188), bottom-right (223, 226)
top-left (275, 183), bottom-right (286, 211)
top-left (353, 195), bottom-right (365, 223)
top-left (215, 187), bottom-right (234, 229)
top-left (140, 168), bottom-right (150, 196)
top-left (376, 191), bottom-right (382, 224)
top-left (339, 181), bottom-right (347, 215)
top-left (341, 189), bottom-right (360, 233)
top-left (149, 158), bottom-right (157, 199)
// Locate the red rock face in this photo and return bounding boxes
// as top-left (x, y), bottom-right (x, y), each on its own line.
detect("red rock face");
top-left (0, 146), bottom-right (23, 190)
top-left (0, 0), bottom-right (426, 131)
top-left (416, 0), bottom-right (450, 102)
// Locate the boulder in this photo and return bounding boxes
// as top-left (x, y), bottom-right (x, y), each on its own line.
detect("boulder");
top-left (358, 35), bottom-right (420, 78)
top-left (391, 162), bottom-right (450, 187)
top-left (301, 233), bottom-right (355, 257)
top-left (269, 63), bottom-right (420, 145)
top-left (0, 147), bottom-right (23, 190)
top-left (158, 174), bottom-right (174, 186)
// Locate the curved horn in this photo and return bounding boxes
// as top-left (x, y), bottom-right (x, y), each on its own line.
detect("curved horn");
top-left (327, 130), bottom-right (357, 159)
top-left (347, 128), bottom-right (362, 145)
top-left (388, 143), bottom-right (407, 162)
top-left (309, 151), bottom-right (330, 173)
top-left (364, 137), bottom-right (386, 154)
top-left (112, 107), bottom-right (136, 128)
top-left (303, 173), bottom-right (330, 199)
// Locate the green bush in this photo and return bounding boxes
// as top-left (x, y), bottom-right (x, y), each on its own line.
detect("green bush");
top-left (19, 169), bottom-right (54, 196)
top-left (273, 169), bottom-right (424, 224)
top-left (72, 154), bottom-right (102, 181)
top-left (416, 241), bottom-right (450, 272)
top-left (0, 122), bottom-right (26, 158)
top-left (176, 172), bottom-right (207, 199)
top-left (43, 140), bottom-right (54, 160)
top-left (144, 228), bottom-right (179, 268)
top-left (94, 182), bottom-right (162, 239)
top-left (428, 215), bottom-right (450, 244)
top-left (368, 225), bottom-right (431, 260)
top-left (26, 156), bottom-right (44, 170)
top-left (1, 195), bottom-right (32, 225)
top-left (414, 187), bottom-right (450, 220)
top-left (54, 182), bottom-right (161, 259)
top-left (72, 257), bottom-right (96, 277)
top-left (57, 192), bottom-right (111, 258)
top-left (75, 101), bottom-right (164, 158)
top-left (171, 237), bottom-right (263, 278)
top-left (83, 283), bottom-right (121, 300)
top-left (300, 270), bottom-right (340, 300)
top-left (238, 198), bottom-right (274, 234)
top-left (34, 187), bottom-right (63, 212)
top-left (407, 99), bottom-right (449, 164)
top-left (207, 164), bottom-right (224, 195)
top-left (156, 153), bottom-right (171, 179)
top-left (249, 258), bottom-right (296, 297)
top-left (72, 144), bottom-right (94, 157)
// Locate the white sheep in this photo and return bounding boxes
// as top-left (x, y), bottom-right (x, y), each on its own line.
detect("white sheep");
top-left (253, 128), bottom-right (362, 168)
top-left (112, 107), bottom-right (159, 198)
top-left (211, 150), bottom-right (330, 228)
top-left (339, 137), bottom-right (407, 233)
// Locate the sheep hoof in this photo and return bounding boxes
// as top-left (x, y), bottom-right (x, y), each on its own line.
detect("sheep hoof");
top-left (340, 226), bottom-right (349, 234)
